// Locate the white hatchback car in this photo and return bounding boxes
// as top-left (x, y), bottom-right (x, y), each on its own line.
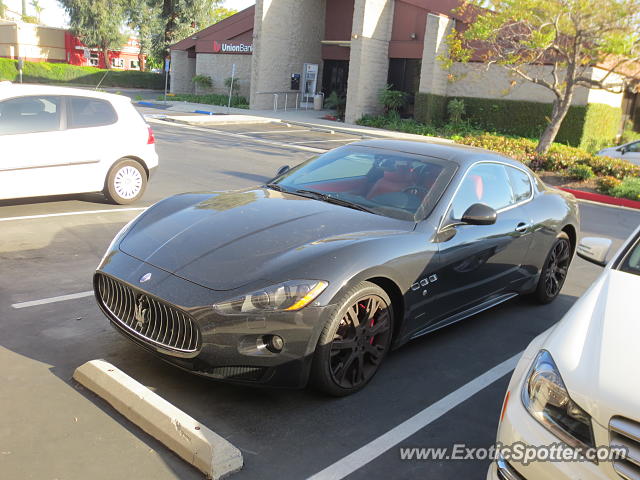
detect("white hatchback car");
top-left (0, 83), bottom-right (158, 204)
top-left (488, 225), bottom-right (640, 480)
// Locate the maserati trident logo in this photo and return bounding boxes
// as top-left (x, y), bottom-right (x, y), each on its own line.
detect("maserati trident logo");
top-left (134, 296), bottom-right (150, 328)
top-left (139, 272), bottom-right (152, 283)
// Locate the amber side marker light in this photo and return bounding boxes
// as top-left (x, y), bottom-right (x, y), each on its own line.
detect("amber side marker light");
top-left (500, 390), bottom-right (511, 423)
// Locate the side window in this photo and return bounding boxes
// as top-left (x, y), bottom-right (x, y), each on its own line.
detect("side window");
top-left (506, 166), bottom-right (532, 203)
top-left (627, 142), bottom-right (640, 153)
top-left (0, 96), bottom-right (61, 135)
top-left (67, 97), bottom-right (117, 129)
top-left (450, 163), bottom-right (514, 219)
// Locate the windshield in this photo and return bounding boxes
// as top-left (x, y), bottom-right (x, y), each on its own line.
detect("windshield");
top-left (619, 234), bottom-right (640, 277)
top-left (269, 145), bottom-right (457, 221)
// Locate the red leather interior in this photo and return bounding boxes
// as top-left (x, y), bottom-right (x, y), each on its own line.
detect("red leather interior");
top-left (367, 166), bottom-right (413, 199)
top-left (471, 174), bottom-right (484, 201)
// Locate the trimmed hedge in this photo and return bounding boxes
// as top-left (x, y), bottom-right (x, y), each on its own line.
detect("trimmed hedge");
top-left (166, 93), bottom-right (249, 109)
top-left (579, 103), bottom-right (621, 152)
top-left (0, 58), bottom-right (163, 89)
top-left (413, 93), bottom-right (621, 152)
top-left (414, 93), bottom-right (447, 126)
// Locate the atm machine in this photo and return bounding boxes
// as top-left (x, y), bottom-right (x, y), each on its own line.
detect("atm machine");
top-left (302, 63), bottom-right (319, 106)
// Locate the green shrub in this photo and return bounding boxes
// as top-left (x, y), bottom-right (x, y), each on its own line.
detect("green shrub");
top-left (568, 164), bottom-right (595, 180)
top-left (325, 91), bottom-right (347, 119)
top-left (447, 98), bottom-right (465, 124)
top-left (378, 84), bottom-right (406, 113)
top-left (0, 58), bottom-right (163, 89)
top-left (168, 93), bottom-right (249, 108)
top-left (192, 74), bottom-right (212, 89)
top-left (224, 77), bottom-right (240, 96)
top-left (596, 176), bottom-right (622, 195)
top-left (611, 176), bottom-right (640, 201)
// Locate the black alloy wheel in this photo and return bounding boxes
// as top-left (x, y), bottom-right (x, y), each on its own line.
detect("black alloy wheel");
top-left (329, 294), bottom-right (391, 389)
top-left (311, 282), bottom-right (393, 396)
top-left (534, 232), bottom-right (572, 304)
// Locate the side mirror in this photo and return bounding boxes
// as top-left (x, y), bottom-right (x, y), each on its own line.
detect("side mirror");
top-left (276, 165), bottom-right (290, 177)
top-left (461, 203), bottom-right (497, 226)
top-left (576, 237), bottom-right (612, 267)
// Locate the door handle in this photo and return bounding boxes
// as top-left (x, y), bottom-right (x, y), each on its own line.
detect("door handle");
top-left (515, 222), bottom-right (529, 233)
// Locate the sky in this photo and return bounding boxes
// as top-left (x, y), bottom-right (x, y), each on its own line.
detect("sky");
top-left (3, 0), bottom-right (256, 29)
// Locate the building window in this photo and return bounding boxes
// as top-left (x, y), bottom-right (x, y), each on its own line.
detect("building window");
top-left (130, 59), bottom-right (139, 70)
top-left (111, 58), bottom-right (124, 69)
top-left (89, 53), bottom-right (99, 67)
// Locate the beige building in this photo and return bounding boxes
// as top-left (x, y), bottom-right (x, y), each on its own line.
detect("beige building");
top-left (0, 20), bottom-right (66, 63)
top-left (170, 0), bottom-right (639, 140)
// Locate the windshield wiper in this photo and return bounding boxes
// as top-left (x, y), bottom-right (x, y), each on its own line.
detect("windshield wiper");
top-left (292, 189), bottom-right (375, 214)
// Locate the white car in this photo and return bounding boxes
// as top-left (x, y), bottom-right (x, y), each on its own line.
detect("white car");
top-left (489, 225), bottom-right (640, 480)
top-left (0, 83), bottom-right (158, 204)
top-left (597, 141), bottom-right (640, 166)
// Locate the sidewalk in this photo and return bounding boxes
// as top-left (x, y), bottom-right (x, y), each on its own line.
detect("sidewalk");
top-left (144, 100), bottom-right (453, 143)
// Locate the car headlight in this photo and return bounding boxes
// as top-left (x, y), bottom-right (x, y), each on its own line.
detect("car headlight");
top-left (213, 280), bottom-right (328, 315)
top-left (522, 350), bottom-right (595, 451)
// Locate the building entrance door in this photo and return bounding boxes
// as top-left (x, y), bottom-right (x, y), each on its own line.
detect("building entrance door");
top-left (322, 60), bottom-right (349, 97)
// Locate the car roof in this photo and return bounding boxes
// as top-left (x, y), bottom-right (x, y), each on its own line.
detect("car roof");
top-left (351, 139), bottom-right (523, 169)
top-left (0, 83), bottom-right (131, 103)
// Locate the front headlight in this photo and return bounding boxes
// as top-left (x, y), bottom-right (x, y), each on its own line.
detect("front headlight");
top-left (213, 280), bottom-right (328, 315)
top-left (522, 350), bottom-right (595, 451)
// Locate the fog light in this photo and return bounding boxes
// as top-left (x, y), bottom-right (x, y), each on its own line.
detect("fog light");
top-left (266, 335), bottom-right (284, 353)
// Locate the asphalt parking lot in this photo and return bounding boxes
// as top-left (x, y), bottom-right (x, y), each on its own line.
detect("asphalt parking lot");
top-left (2, 112), bottom-right (639, 480)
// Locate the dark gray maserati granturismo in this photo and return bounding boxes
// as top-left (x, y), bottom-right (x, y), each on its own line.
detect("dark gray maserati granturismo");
top-left (94, 139), bottom-right (579, 395)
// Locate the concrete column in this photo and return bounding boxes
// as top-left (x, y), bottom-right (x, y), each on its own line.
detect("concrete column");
top-left (250, 0), bottom-right (326, 110)
top-left (344, 0), bottom-right (394, 123)
top-left (418, 14), bottom-right (454, 97)
top-left (170, 50), bottom-right (196, 94)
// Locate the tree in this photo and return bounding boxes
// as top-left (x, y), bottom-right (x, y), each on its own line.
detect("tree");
top-left (156, 0), bottom-right (233, 63)
top-left (448, 0), bottom-right (640, 153)
top-left (61, 0), bottom-right (127, 70)
top-left (0, 1), bottom-right (7, 19)
top-left (30, 0), bottom-right (43, 23)
top-left (126, 0), bottom-right (161, 71)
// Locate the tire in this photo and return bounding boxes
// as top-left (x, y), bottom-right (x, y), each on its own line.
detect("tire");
top-left (310, 281), bottom-right (394, 396)
top-left (104, 158), bottom-right (147, 205)
top-left (533, 232), bottom-right (572, 304)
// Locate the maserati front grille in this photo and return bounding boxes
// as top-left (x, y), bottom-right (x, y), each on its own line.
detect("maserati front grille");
top-left (95, 273), bottom-right (201, 353)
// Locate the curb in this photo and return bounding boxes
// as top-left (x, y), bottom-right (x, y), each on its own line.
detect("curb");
top-left (559, 187), bottom-right (640, 210)
top-left (73, 360), bottom-right (243, 479)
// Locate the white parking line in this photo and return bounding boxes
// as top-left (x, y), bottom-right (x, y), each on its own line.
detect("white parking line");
top-left (307, 352), bottom-right (522, 480)
top-left (0, 207), bottom-right (146, 222)
top-left (241, 128), bottom-right (312, 134)
top-left (12, 290), bottom-right (94, 309)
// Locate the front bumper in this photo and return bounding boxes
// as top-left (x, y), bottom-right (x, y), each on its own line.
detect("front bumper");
top-left (487, 338), bottom-right (616, 480)
top-left (95, 249), bottom-right (331, 388)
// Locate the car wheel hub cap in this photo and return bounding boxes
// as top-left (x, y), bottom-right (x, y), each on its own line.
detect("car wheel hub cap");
top-left (114, 166), bottom-right (143, 199)
top-left (329, 295), bottom-right (391, 389)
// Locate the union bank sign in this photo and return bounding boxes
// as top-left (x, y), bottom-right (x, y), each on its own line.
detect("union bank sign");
top-left (213, 40), bottom-right (253, 54)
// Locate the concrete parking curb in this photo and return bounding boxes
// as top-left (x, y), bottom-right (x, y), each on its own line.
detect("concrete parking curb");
top-left (73, 360), bottom-right (243, 479)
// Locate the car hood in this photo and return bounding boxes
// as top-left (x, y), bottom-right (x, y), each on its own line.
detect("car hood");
top-left (119, 189), bottom-right (413, 291)
top-left (544, 268), bottom-right (640, 426)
